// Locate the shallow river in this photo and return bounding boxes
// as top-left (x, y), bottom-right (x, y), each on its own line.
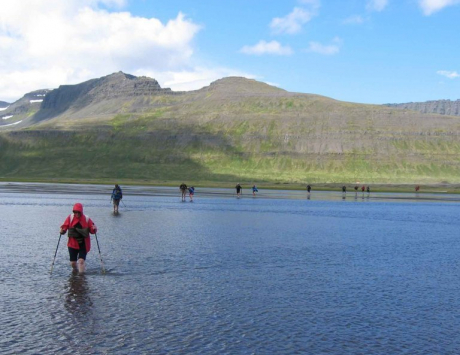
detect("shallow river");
top-left (1, 183), bottom-right (460, 354)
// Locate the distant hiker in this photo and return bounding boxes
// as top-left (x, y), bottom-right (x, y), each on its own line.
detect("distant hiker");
top-left (366, 186), bottom-right (370, 193)
top-left (59, 203), bottom-right (97, 273)
top-left (415, 185), bottom-right (420, 192)
top-left (252, 185), bottom-right (258, 196)
top-left (361, 185), bottom-right (365, 192)
top-left (188, 186), bottom-right (195, 201)
top-left (236, 183), bottom-right (242, 197)
top-left (180, 183), bottom-right (188, 201)
top-left (342, 185), bottom-right (346, 193)
top-left (354, 185), bottom-right (358, 191)
top-left (111, 184), bottom-right (123, 213)
top-left (307, 185), bottom-right (311, 193)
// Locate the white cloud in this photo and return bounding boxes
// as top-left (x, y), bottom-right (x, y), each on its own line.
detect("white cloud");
top-left (342, 15), bottom-right (365, 24)
top-left (419, 0), bottom-right (460, 15)
top-left (306, 37), bottom-right (342, 55)
top-left (240, 40), bottom-right (293, 56)
top-left (0, 1), bottom-right (206, 101)
top-left (366, 0), bottom-right (389, 12)
top-left (437, 70), bottom-right (460, 79)
top-left (270, 6), bottom-right (319, 35)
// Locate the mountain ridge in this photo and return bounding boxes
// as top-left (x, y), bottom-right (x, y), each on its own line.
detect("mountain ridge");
top-left (1, 72), bottom-right (460, 184)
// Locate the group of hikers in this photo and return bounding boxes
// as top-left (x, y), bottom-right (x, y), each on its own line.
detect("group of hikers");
top-left (56, 181), bottom-right (425, 274)
top-left (179, 183), bottom-right (259, 200)
top-left (235, 183), bottom-right (259, 197)
top-left (180, 183), bottom-right (195, 201)
top-left (341, 185), bottom-right (371, 193)
top-left (57, 181), bottom-right (256, 274)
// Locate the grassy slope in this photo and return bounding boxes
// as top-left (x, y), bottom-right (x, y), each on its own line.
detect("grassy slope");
top-left (1, 77), bottom-right (460, 185)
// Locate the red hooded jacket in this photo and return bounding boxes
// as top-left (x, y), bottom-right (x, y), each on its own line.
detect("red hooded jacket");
top-left (60, 203), bottom-right (97, 252)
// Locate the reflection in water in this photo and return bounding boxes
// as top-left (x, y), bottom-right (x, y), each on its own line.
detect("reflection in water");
top-left (64, 273), bottom-right (93, 318)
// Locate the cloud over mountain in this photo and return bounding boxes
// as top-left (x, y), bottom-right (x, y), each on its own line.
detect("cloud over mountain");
top-left (0, 1), bottom-right (203, 101)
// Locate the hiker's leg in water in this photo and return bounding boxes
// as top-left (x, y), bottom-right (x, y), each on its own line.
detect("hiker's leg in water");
top-left (78, 258), bottom-right (86, 273)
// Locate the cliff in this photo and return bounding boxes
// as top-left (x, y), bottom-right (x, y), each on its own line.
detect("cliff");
top-left (35, 72), bottom-right (174, 121)
top-left (385, 99), bottom-right (460, 116)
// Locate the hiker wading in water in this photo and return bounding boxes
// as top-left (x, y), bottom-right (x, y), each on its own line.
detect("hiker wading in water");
top-left (188, 186), bottom-right (195, 201)
top-left (111, 184), bottom-right (123, 213)
top-left (236, 183), bottom-right (242, 197)
top-left (60, 203), bottom-right (97, 273)
top-left (180, 183), bottom-right (188, 201)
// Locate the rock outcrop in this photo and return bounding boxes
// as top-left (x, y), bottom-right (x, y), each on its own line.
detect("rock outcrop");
top-left (36, 72), bottom-right (174, 120)
top-left (0, 90), bottom-right (49, 119)
top-left (385, 99), bottom-right (460, 116)
top-left (42, 72), bottom-right (172, 109)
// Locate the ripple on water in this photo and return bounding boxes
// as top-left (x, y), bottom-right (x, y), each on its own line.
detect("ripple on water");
top-left (2, 193), bottom-right (460, 354)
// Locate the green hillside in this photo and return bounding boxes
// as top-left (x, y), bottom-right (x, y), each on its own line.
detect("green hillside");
top-left (1, 74), bottom-right (460, 185)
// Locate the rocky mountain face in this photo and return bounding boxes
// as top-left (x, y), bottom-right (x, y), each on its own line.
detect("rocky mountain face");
top-left (385, 100), bottom-right (460, 116)
top-left (0, 72), bottom-right (182, 127)
top-left (35, 72), bottom-right (175, 121)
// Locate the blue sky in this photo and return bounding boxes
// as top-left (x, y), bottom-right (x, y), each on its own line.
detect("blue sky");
top-left (0, 0), bottom-right (459, 104)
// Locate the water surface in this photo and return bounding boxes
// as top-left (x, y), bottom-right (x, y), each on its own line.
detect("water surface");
top-left (1, 183), bottom-right (460, 354)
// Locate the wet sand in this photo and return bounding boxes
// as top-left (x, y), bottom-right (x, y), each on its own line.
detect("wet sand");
top-left (1, 182), bottom-right (460, 203)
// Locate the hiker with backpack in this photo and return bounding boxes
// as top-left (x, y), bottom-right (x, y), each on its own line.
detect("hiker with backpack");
top-left (180, 183), bottom-right (188, 201)
top-left (236, 183), bottom-right (242, 197)
top-left (59, 203), bottom-right (97, 273)
top-left (111, 184), bottom-right (123, 213)
top-left (188, 186), bottom-right (195, 201)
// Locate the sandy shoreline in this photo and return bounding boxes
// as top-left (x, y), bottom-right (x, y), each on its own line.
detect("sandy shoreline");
top-left (1, 181), bottom-right (460, 203)
top-left (1, 178), bottom-right (460, 192)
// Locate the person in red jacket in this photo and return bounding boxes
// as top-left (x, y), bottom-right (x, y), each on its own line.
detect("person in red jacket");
top-left (59, 203), bottom-right (97, 273)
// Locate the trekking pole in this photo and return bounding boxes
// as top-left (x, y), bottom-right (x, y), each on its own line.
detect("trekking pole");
top-left (121, 200), bottom-right (127, 207)
top-left (94, 233), bottom-right (106, 274)
top-left (50, 234), bottom-right (62, 274)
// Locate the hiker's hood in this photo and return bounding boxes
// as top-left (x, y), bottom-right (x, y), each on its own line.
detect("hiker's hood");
top-left (73, 203), bottom-right (83, 214)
